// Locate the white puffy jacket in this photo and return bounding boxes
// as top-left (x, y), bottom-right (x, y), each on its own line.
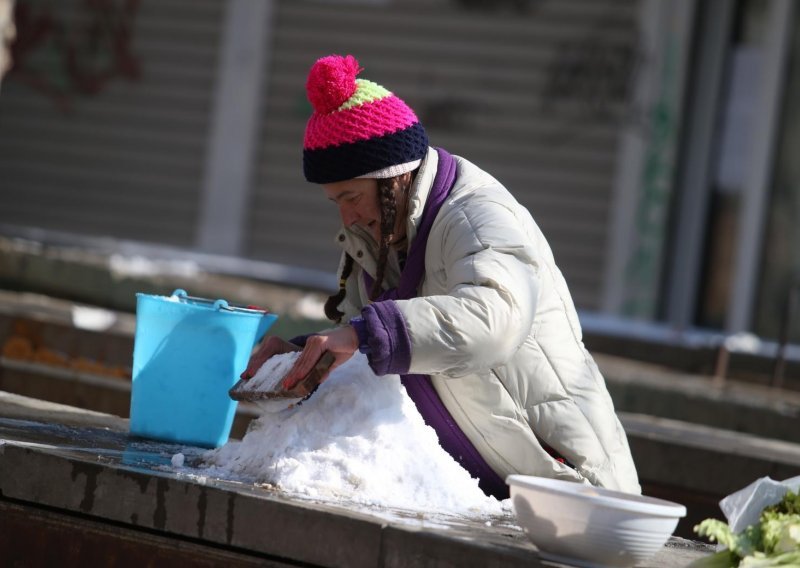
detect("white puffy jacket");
top-left (334, 147), bottom-right (640, 494)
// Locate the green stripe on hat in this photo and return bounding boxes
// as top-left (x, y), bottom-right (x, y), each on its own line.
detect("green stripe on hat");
top-left (339, 79), bottom-right (392, 111)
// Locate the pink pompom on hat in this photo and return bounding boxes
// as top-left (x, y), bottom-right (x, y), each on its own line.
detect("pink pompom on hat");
top-left (303, 55), bottom-right (429, 184)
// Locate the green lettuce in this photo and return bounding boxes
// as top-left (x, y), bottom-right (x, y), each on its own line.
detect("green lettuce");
top-left (690, 491), bottom-right (800, 567)
top-left (739, 550), bottom-right (800, 567)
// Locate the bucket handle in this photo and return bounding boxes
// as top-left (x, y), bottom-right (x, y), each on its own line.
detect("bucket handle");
top-left (172, 289), bottom-right (232, 312)
top-left (171, 289), bottom-right (267, 313)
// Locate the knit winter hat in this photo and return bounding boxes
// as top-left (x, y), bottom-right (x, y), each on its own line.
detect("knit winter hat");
top-left (303, 55), bottom-right (429, 184)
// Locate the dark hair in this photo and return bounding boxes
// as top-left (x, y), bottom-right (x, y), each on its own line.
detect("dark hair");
top-left (324, 253), bottom-right (355, 322)
top-left (323, 173), bottom-right (411, 323)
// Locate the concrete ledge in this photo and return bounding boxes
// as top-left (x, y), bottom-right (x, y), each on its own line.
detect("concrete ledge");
top-left (0, 443), bottom-right (536, 567)
top-left (600, 354), bottom-right (800, 443)
top-left (0, 393), bottom-right (713, 567)
top-left (621, 413), bottom-right (800, 493)
top-left (621, 412), bottom-right (800, 536)
top-left (0, 239), bottom-right (330, 340)
top-left (0, 500), bottom-right (280, 567)
top-left (0, 390), bottom-right (128, 430)
top-left (585, 329), bottom-right (800, 392)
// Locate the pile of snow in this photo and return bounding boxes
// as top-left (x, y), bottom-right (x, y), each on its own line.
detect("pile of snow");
top-left (723, 332), bottom-right (762, 354)
top-left (71, 305), bottom-right (117, 331)
top-left (201, 353), bottom-right (505, 517)
top-left (236, 351), bottom-right (297, 393)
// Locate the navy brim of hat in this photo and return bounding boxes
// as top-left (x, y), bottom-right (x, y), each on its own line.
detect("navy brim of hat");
top-left (303, 122), bottom-right (429, 184)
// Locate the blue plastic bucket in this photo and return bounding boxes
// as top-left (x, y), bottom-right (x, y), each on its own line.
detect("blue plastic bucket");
top-left (129, 289), bottom-right (278, 448)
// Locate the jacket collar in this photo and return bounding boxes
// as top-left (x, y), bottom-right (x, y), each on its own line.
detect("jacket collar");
top-left (404, 146), bottom-right (439, 245)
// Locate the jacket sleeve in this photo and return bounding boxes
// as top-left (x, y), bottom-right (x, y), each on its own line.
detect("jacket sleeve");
top-left (367, 193), bottom-right (541, 378)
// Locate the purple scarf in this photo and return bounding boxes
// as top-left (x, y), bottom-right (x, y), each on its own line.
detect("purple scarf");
top-left (362, 148), bottom-right (508, 500)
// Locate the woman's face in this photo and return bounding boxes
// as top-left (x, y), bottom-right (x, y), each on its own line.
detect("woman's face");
top-left (323, 178), bottom-right (383, 243)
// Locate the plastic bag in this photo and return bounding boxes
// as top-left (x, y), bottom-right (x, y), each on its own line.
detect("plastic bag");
top-left (720, 475), bottom-right (800, 534)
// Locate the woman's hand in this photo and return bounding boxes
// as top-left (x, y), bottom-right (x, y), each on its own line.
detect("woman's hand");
top-left (281, 326), bottom-right (358, 390)
top-left (240, 336), bottom-right (300, 380)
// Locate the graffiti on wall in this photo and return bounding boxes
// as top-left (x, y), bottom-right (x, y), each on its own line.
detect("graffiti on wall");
top-left (9, 0), bottom-right (141, 111)
top-left (415, 67), bottom-right (488, 132)
top-left (539, 22), bottom-right (641, 146)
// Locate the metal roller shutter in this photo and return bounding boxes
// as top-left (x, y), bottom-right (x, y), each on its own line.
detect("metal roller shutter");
top-left (247, 0), bottom-right (637, 309)
top-left (0, 0), bottom-right (224, 247)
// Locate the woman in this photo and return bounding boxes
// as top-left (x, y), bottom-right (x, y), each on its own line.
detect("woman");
top-left (242, 54), bottom-right (640, 498)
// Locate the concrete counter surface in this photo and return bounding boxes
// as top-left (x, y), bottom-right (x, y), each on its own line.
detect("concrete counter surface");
top-left (0, 392), bottom-right (712, 568)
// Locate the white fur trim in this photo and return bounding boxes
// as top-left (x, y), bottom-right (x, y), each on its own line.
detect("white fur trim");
top-left (357, 159), bottom-right (422, 179)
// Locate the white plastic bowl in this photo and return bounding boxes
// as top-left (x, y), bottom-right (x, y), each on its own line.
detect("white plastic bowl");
top-left (507, 475), bottom-right (686, 567)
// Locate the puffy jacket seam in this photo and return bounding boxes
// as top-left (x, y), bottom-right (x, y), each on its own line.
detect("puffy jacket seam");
top-left (454, 206), bottom-right (525, 321)
top-left (456, 198), bottom-right (520, 249)
top-left (434, 374), bottom-right (520, 474)
top-left (535, 341), bottom-right (613, 465)
top-left (548, 264), bottom-right (584, 347)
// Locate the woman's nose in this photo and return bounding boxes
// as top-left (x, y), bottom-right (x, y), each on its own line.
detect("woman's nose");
top-left (341, 207), bottom-right (359, 227)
